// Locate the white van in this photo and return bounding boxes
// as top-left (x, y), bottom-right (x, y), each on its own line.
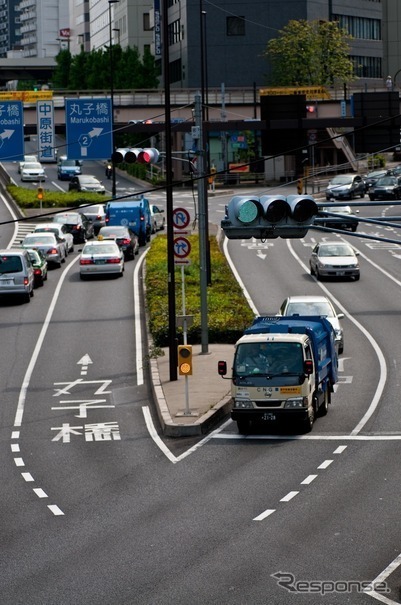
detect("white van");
top-left (0, 249), bottom-right (35, 303)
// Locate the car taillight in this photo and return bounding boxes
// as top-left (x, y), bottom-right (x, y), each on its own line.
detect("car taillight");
top-left (106, 258), bottom-right (121, 264)
top-left (33, 269), bottom-right (41, 276)
top-left (24, 277), bottom-right (29, 285)
top-left (80, 259), bottom-right (94, 265)
top-left (74, 225), bottom-right (81, 230)
top-left (121, 238), bottom-right (131, 245)
top-left (47, 248), bottom-right (58, 254)
top-left (96, 215), bottom-right (101, 220)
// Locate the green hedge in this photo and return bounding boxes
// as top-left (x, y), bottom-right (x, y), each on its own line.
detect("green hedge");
top-left (145, 234), bottom-right (255, 346)
top-left (8, 184), bottom-right (108, 209)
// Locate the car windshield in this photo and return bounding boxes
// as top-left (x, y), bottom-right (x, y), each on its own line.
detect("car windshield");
top-left (80, 176), bottom-right (99, 184)
top-left (0, 255), bottom-right (23, 273)
top-left (35, 227), bottom-right (58, 234)
top-left (330, 176), bottom-right (352, 185)
top-left (54, 214), bottom-right (80, 223)
top-left (24, 163), bottom-right (42, 170)
top-left (99, 227), bottom-right (126, 237)
top-left (234, 342), bottom-right (304, 376)
top-left (322, 206), bottom-right (352, 215)
top-left (376, 177), bottom-right (396, 186)
top-left (319, 244), bottom-right (354, 257)
top-left (80, 205), bottom-right (102, 213)
top-left (83, 244), bottom-right (117, 255)
top-left (286, 301), bottom-right (334, 317)
top-left (61, 160), bottom-right (77, 167)
top-left (24, 235), bottom-right (55, 245)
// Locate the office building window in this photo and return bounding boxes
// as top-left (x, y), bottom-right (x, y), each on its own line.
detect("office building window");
top-left (168, 19), bottom-right (181, 45)
top-left (227, 16), bottom-right (245, 36)
top-left (352, 55), bottom-right (382, 78)
top-left (143, 13), bottom-right (150, 31)
top-left (334, 15), bottom-right (381, 40)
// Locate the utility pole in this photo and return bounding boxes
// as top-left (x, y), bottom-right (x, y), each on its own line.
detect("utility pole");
top-left (194, 91), bottom-right (208, 353)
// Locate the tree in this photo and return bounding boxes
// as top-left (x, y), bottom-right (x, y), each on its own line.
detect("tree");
top-left (51, 45), bottom-right (160, 90)
top-left (52, 50), bottom-right (72, 89)
top-left (264, 20), bottom-right (355, 87)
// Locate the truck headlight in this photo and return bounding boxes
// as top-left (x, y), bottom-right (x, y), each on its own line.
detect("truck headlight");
top-left (284, 397), bottom-right (307, 409)
top-left (234, 399), bottom-right (253, 409)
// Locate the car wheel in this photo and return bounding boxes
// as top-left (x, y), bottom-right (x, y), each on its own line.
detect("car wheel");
top-left (30, 288), bottom-right (34, 297)
top-left (369, 196), bottom-right (375, 201)
top-left (23, 292), bottom-right (30, 303)
top-left (351, 225), bottom-right (357, 232)
top-left (80, 274), bottom-right (87, 280)
top-left (310, 263), bottom-right (315, 276)
top-left (237, 419), bottom-right (251, 434)
top-left (354, 274), bottom-right (360, 281)
top-left (316, 268), bottom-right (321, 281)
top-left (360, 191), bottom-right (365, 198)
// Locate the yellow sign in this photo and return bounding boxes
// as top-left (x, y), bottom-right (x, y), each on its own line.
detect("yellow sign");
top-left (0, 91), bottom-right (53, 102)
top-left (280, 386), bottom-right (302, 394)
top-left (260, 86), bottom-right (330, 100)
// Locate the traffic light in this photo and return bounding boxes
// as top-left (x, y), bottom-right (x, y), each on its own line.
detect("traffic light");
top-left (37, 187), bottom-right (44, 201)
top-left (178, 344), bottom-right (193, 376)
top-left (221, 194), bottom-right (318, 239)
top-left (112, 147), bottom-right (160, 164)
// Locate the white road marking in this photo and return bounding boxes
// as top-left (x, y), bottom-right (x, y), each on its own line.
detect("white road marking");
top-left (33, 488), bottom-right (48, 498)
top-left (48, 505), bottom-right (64, 516)
top-left (134, 248), bottom-right (149, 385)
top-left (253, 509), bottom-right (275, 521)
top-left (287, 239), bottom-right (387, 436)
top-left (21, 473), bottom-right (34, 482)
top-left (301, 474), bottom-right (317, 484)
top-left (365, 551), bottom-right (401, 604)
top-left (317, 459), bottom-right (333, 469)
top-left (11, 444), bottom-right (20, 453)
top-left (280, 491), bottom-right (299, 502)
top-left (333, 445), bottom-right (347, 453)
top-left (14, 458), bottom-right (24, 467)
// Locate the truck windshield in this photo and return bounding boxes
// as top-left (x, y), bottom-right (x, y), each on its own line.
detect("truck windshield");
top-left (234, 342), bottom-right (303, 376)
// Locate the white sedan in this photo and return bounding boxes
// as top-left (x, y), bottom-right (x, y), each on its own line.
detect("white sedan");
top-left (18, 154), bottom-right (38, 173)
top-left (150, 204), bottom-right (165, 233)
top-left (21, 162), bottom-right (46, 182)
top-left (79, 240), bottom-right (124, 279)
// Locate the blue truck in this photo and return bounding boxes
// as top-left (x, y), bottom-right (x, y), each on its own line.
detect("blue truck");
top-left (105, 198), bottom-right (152, 246)
top-left (218, 315), bottom-right (338, 434)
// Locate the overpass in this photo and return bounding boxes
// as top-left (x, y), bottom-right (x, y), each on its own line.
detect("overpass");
top-left (0, 58), bottom-right (57, 87)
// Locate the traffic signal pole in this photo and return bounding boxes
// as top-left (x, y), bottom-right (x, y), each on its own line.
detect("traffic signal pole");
top-left (194, 92), bottom-right (209, 354)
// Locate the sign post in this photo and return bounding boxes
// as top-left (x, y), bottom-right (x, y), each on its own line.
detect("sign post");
top-left (173, 207), bottom-right (197, 416)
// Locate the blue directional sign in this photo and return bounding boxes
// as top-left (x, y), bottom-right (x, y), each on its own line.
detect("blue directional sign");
top-left (0, 101), bottom-right (24, 161)
top-left (65, 98), bottom-right (113, 161)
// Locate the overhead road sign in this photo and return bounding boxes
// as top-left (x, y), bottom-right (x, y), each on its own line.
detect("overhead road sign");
top-left (65, 98), bottom-right (113, 161)
top-left (37, 100), bottom-right (56, 163)
top-left (0, 101), bottom-right (24, 161)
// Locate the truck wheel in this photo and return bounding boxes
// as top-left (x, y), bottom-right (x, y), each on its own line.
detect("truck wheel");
top-left (318, 389), bottom-right (329, 417)
top-left (300, 406), bottom-right (315, 433)
top-left (237, 419), bottom-right (251, 434)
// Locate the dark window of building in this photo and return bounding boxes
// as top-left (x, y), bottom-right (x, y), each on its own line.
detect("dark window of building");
top-left (351, 55), bottom-right (382, 78)
top-left (170, 58), bottom-right (182, 84)
top-left (226, 16), bottom-right (245, 36)
top-left (168, 19), bottom-right (181, 45)
top-left (143, 13), bottom-right (150, 31)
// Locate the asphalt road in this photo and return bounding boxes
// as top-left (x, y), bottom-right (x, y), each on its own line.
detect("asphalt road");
top-left (2, 179), bottom-right (401, 604)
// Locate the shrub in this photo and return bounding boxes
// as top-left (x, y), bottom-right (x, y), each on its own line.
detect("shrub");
top-left (8, 184), bottom-right (107, 209)
top-left (145, 234), bottom-right (255, 346)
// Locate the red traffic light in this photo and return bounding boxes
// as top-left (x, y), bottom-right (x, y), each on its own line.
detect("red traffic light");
top-left (112, 147), bottom-right (160, 164)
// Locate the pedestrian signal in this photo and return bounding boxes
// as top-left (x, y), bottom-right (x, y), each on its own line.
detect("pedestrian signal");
top-left (178, 345), bottom-right (193, 376)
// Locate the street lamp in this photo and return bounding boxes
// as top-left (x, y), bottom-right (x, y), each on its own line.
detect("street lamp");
top-left (108, 0), bottom-right (119, 198)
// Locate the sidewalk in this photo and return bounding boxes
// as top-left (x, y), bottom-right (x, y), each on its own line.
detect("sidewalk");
top-left (149, 343), bottom-right (235, 437)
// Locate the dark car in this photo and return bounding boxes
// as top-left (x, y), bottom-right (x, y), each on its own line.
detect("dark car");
top-left (26, 248), bottom-right (48, 287)
top-left (97, 225), bottom-right (139, 260)
top-left (363, 169), bottom-right (391, 190)
top-left (316, 205), bottom-right (359, 232)
top-left (325, 174), bottom-right (365, 200)
top-left (57, 159), bottom-right (82, 180)
top-left (68, 174), bottom-right (106, 194)
top-left (52, 212), bottom-right (94, 244)
top-left (369, 175), bottom-right (401, 200)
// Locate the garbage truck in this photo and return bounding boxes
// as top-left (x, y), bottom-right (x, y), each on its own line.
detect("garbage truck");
top-left (105, 198), bottom-right (152, 246)
top-left (218, 315), bottom-right (338, 433)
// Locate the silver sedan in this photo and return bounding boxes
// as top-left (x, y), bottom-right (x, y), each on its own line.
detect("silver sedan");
top-left (79, 240), bottom-right (124, 279)
top-left (21, 232), bottom-right (66, 268)
top-left (310, 241), bottom-right (360, 281)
